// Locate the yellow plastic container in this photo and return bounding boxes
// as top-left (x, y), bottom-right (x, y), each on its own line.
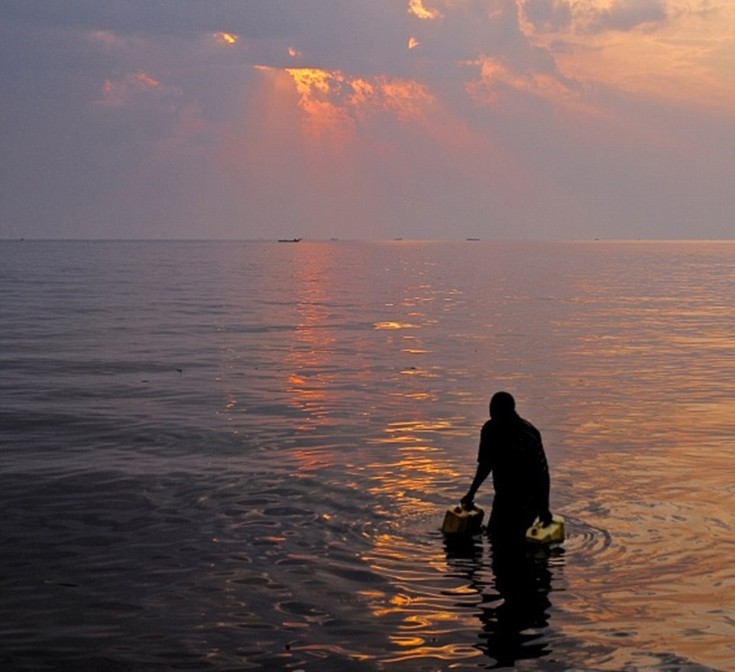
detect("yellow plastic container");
top-left (525, 514), bottom-right (565, 544)
top-left (441, 504), bottom-right (484, 535)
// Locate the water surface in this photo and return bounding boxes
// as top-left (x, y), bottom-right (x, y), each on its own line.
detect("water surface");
top-left (1, 240), bottom-right (733, 671)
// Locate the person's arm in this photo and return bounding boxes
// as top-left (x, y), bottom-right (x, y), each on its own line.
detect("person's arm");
top-left (461, 460), bottom-right (491, 508)
top-left (533, 439), bottom-right (552, 525)
top-left (537, 469), bottom-right (551, 525)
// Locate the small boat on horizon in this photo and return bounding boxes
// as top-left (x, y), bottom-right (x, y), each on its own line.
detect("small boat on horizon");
top-left (277, 238), bottom-right (302, 243)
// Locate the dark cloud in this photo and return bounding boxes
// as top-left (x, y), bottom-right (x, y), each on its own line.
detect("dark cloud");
top-left (585, 0), bottom-right (668, 33)
top-left (282, 2), bottom-right (411, 72)
top-left (2, 1), bottom-right (429, 81)
top-left (522, 0), bottom-right (574, 33)
top-left (0, 0), bottom-right (299, 38)
top-left (520, 0), bottom-right (668, 35)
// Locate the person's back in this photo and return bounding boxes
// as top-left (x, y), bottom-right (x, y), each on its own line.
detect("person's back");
top-left (483, 415), bottom-right (546, 505)
top-left (462, 392), bottom-right (552, 547)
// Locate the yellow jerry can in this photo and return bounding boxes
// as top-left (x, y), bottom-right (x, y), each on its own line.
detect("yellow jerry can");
top-left (525, 514), bottom-right (565, 544)
top-left (441, 504), bottom-right (484, 535)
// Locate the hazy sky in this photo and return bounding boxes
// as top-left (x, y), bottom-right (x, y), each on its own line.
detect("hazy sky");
top-left (1, 0), bottom-right (733, 240)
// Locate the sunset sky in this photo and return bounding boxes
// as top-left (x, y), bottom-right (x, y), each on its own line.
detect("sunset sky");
top-left (1, 0), bottom-right (733, 240)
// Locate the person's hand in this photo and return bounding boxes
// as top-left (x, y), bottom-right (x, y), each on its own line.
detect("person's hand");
top-left (539, 509), bottom-right (553, 527)
top-left (460, 494), bottom-right (474, 510)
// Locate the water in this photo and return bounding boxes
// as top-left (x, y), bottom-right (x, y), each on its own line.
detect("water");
top-left (1, 239), bottom-right (733, 671)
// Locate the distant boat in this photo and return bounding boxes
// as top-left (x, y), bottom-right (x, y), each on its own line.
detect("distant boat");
top-left (466, 237), bottom-right (481, 241)
top-left (277, 238), bottom-right (302, 243)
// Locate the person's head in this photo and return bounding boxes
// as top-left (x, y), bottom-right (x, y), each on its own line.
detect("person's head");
top-left (489, 391), bottom-right (516, 420)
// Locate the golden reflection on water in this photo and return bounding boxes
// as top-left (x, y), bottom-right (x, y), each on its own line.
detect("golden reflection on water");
top-left (246, 242), bottom-right (734, 668)
top-left (365, 447), bottom-right (459, 504)
top-left (374, 321), bottom-right (420, 330)
top-left (364, 244), bottom-right (733, 668)
top-left (356, 419), bottom-right (492, 666)
top-left (280, 244), bottom-right (346, 433)
top-left (374, 419), bottom-right (459, 444)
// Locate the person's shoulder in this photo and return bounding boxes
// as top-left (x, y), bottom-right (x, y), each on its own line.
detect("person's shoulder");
top-left (517, 417), bottom-right (541, 440)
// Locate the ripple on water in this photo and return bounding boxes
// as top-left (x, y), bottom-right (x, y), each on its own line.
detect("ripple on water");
top-left (563, 516), bottom-right (615, 559)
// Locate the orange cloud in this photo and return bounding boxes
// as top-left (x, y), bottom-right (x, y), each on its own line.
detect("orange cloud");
top-left (213, 32), bottom-right (238, 46)
top-left (518, 0), bottom-right (735, 113)
top-left (408, 0), bottom-right (442, 21)
top-left (280, 67), bottom-right (436, 136)
top-left (464, 53), bottom-right (612, 126)
top-left (286, 68), bottom-right (336, 97)
top-left (283, 68), bottom-right (353, 134)
top-left (375, 78), bottom-right (434, 121)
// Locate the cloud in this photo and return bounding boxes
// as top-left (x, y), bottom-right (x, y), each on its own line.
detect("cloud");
top-left (463, 53), bottom-right (582, 115)
top-left (95, 71), bottom-right (182, 109)
top-left (521, 0), bottom-right (668, 35)
top-left (0, 0), bottom-right (300, 39)
top-left (583, 0), bottom-right (668, 33)
top-left (86, 29), bottom-right (140, 51)
top-left (408, 0), bottom-right (442, 21)
top-left (213, 32), bottom-right (238, 47)
top-left (1, 0), bottom-right (733, 239)
top-left (283, 67), bottom-right (435, 126)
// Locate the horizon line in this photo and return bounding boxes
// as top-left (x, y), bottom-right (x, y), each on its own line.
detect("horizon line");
top-left (2, 237), bottom-right (735, 244)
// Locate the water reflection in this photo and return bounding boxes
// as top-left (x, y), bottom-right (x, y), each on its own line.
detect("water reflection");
top-left (443, 535), bottom-right (560, 669)
top-left (284, 246), bottom-right (338, 432)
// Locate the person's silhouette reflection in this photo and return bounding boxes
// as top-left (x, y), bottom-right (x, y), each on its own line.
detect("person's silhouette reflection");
top-left (443, 534), bottom-right (559, 668)
top-left (482, 542), bottom-right (554, 667)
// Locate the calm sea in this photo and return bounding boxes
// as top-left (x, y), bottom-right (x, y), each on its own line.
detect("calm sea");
top-left (1, 240), bottom-right (733, 671)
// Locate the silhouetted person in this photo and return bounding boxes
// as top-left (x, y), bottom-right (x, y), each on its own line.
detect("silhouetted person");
top-left (461, 391), bottom-right (552, 549)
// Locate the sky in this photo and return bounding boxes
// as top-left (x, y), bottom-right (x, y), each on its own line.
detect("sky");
top-left (1, 0), bottom-right (733, 240)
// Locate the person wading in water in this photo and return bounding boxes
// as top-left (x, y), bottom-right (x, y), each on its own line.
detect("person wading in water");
top-left (461, 391), bottom-right (553, 549)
